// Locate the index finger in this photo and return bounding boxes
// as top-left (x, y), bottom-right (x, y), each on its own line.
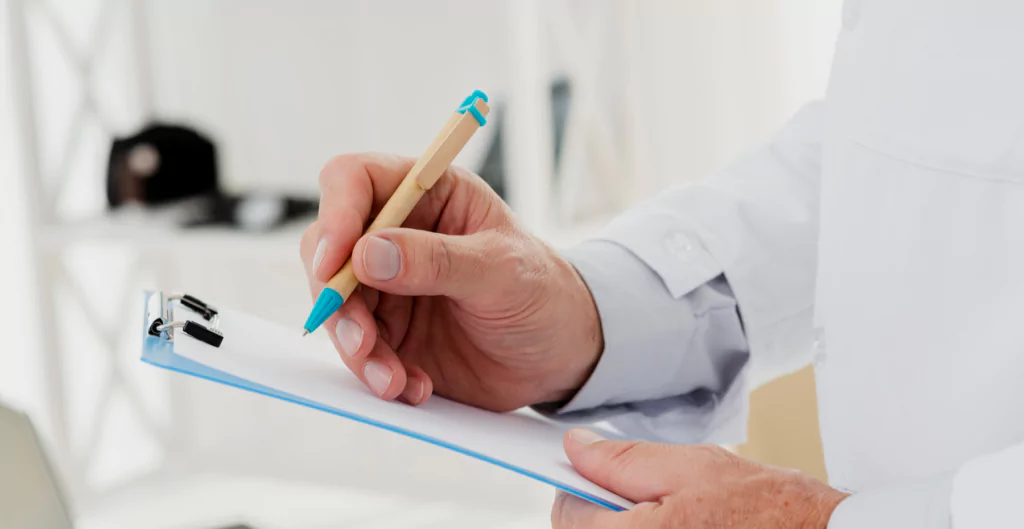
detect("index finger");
top-left (313, 152), bottom-right (455, 282)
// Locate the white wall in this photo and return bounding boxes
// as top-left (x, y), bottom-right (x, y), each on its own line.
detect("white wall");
top-left (143, 0), bottom-right (839, 224)
top-left (145, 0), bottom-right (509, 196)
top-left (634, 0), bottom-right (839, 189)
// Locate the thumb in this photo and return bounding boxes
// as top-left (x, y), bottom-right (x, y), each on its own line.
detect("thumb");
top-left (352, 228), bottom-right (496, 299)
top-left (564, 428), bottom-right (686, 503)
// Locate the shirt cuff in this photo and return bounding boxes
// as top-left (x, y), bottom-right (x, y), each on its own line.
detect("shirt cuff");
top-left (553, 239), bottom-right (746, 414)
top-left (828, 474), bottom-right (954, 529)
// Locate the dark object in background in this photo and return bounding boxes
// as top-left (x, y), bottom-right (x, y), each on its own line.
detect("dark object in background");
top-left (107, 123), bottom-right (317, 232)
top-left (476, 78), bottom-right (572, 199)
top-left (182, 193), bottom-right (319, 232)
top-left (107, 123), bottom-right (219, 207)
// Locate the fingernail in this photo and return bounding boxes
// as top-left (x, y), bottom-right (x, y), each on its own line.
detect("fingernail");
top-left (402, 379), bottom-right (424, 404)
top-left (554, 491), bottom-right (590, 524)
top-left (335, 318), bottom-right (363, 357)
top-left (312, 237), bottom-right (328, 276)
top-left (363, 236), bottom-right (401, 281)
top-left (363, 361), bottom-right (393, 396)
top-left (569, 428), bottom-right (605, 445)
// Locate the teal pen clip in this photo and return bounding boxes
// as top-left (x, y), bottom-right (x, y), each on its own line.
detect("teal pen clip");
top-left (457, 89), bottom-right (489, 126)
top-left (302, 90), bottom-right (489, 336)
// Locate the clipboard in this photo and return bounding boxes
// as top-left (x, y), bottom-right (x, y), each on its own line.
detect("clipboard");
top-left (140, 290), bottom-right (633, 511)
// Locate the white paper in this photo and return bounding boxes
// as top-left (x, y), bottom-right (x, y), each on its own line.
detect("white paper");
top-left (171, 305), bottom-right (633, 510)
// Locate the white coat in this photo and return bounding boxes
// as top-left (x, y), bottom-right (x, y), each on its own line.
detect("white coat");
top-left (568, 0), bottom-right (1024, 526)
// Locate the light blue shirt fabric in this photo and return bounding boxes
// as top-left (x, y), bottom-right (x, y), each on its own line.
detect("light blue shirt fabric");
top-left (557, 241), bottom-right (749, 445)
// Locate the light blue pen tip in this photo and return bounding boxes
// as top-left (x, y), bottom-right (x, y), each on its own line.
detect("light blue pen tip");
top-left (303, 288), bottom-right (344, 335)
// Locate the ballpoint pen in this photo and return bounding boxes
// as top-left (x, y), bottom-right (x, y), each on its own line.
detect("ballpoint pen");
top-left (302, 90), bottom-right (490, 336)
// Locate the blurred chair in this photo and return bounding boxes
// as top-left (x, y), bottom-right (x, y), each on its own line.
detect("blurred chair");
top-left (0, 401), bottom-right (74, 529)
top-left (737, 366), bottom-right (829, 482)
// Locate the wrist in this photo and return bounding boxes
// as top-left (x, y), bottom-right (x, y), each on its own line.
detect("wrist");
top-left (802, 489), bottom-right (850, 529)
top-left (541, 252), bottom-right (604, 404)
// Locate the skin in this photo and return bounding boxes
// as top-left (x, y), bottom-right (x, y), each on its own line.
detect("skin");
top-left (299, 153), bottom-right (603, 411)
top-left (551, 429), bottom-right (849, 529)
top-left (301, 152), bottom-right (848, 526)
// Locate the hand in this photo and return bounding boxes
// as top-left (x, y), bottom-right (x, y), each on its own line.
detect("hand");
top-left (299, 153), bottom-right (603, 411)
top-left (552, 429), bottom-right (849, 528)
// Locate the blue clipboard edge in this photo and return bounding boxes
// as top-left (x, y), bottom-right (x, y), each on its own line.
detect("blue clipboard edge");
top-left (139, 291), bottom-right (624, 512)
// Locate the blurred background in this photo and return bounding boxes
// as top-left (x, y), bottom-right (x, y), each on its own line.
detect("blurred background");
top-left (0, 1), bottom-right (840, 527)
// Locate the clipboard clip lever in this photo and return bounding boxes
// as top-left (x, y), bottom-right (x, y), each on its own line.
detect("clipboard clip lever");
top-left (154, 320), bottom-right (224, 347)
top-left (147, 293), bottom-right (224, 347)
top-left (168, 293), bottom-right (218, 321)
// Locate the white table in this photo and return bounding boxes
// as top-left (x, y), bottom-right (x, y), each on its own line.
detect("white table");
top-left (76, 474), bottom-right (552, 529)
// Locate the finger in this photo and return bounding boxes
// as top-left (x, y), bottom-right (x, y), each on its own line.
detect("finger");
top-left (304, 236), bottom-right (377, 356)
top-left (314, 153), bottom-right (456, 282)
top-left (347, 332), bottom-right (408, 400)
top-left (323, 294), bottom-right (407, 400)
top-left (300, 221), bottom-right (321, 277)
top-left (314, 154), bottom-right (406, 282)
top-left (352, 228), bottom-right (499, 299)
top-left (330, 289), bottom-right (378, 360)
top-left (359, 285), bottom-right (380, 313)
top-left (563, 429), bottom-right (685, 503)
top-left (374, 292), bottom-right (412, 348)
top-left (551, 491), bottom-right (628, 529)
top-left (400, 365), bottom-right (434, 406)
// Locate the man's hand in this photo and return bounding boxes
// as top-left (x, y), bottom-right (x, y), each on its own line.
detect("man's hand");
top-left (300, 153), bottom-right (603, 411)
top-left (552, 429), bottom-right (849, 528)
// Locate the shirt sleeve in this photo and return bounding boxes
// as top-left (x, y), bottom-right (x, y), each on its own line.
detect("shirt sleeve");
top-left (537, 102), bottom-right (826, 444)
top-left (546, 239), bottom-right (752, 444)
top-left (827, 474), bottom-right (953, 529)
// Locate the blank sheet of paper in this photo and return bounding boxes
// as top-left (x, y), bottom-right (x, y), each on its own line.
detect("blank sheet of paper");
top-left (142, 303), bottom-right (633, 510)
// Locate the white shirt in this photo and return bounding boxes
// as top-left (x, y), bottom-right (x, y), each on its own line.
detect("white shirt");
top-left (559, 1), bottom-right (1024, 526)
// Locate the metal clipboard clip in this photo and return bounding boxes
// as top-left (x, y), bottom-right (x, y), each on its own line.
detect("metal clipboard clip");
top-left (146, 292), bottom-right (224, 347)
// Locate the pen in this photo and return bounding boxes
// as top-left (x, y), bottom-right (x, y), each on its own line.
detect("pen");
top-left (302, 90), bottom-right (490, 336)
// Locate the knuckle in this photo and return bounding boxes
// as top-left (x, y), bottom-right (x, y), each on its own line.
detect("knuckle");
top-left (319, 204), bottom-right (366, 246)
top-left (429, 237), bottom-right (454, 284)
top-left (300, 222), bottom-right (319, 254)
top-left (608, 440), bottom-right (645, 470)
top-left (335, 207), bottom-right (365, 234)
top-left (496, 236), bottom-right (550, 293)
top-left (318, 153), bottom-right (365, 189)
top-left (440, 165), bottom-right (461, 188)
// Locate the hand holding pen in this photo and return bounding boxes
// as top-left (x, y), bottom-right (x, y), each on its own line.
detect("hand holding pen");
top-left (299, 92), bottom-right (603, 409)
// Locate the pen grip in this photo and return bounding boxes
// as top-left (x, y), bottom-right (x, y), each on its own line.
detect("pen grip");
top-left (320, 100), bottom-right (488, 307)
top-left (326, 177), bottom-right (427, 301)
